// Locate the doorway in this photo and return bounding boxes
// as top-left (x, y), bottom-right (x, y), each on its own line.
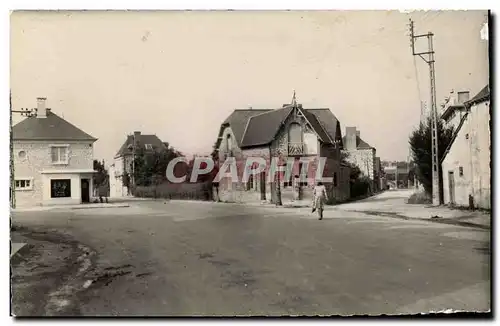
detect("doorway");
top-left (81, 179), bottom-right (90, 203)
top-left (448, 171), bottom-right (455, 205)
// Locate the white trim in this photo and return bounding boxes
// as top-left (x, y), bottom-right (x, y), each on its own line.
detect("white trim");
top-left (41, 169), bottom-right (96, 174)
top-left (50, 144), bottom-right (70, 165)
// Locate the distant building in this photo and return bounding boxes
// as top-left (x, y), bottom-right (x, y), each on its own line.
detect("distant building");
top-left (110, 131), bottom-right (167, 197)
top-left (342, 127), bottom-right (378, 192)
top-left (441, 85), bottom-right (490, 209)
top-left (440, 90), bottom-right (470, 129)
top-left (13, 98), bottom-right (97, 207)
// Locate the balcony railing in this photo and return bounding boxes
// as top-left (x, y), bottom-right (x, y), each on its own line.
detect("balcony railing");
top-left (288, 142), bottom-right (304, 155)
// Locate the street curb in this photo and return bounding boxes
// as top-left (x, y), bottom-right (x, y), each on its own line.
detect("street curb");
top-left (350, 210), bottom-right (490, 230)
top-left (70, 204), bottom-right (130, 210)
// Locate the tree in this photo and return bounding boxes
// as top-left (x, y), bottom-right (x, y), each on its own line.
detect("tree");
top-left (132, 144), bottom-right (183, 187)
top-left (409, 115), bottom-right (454, 200)
top-left (93, 160), bottom-right (108, 195)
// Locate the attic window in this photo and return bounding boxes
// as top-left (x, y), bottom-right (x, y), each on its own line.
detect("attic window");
top-left (145, 144), bottom-right (153, 150)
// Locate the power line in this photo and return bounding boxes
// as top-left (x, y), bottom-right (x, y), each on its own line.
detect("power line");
top-left (408, 18), bottom-right (441, 206)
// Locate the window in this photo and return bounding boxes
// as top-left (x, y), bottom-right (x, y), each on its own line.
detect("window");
top-left (15, 179), bottom-right (33, 191)
top-left (288, 123), bottom-right (302, 143)
top-left (459, 167), bottom-right (464, 177)
top-left (51, 179), bottom-right (71, 198)
top-left (50, 145), bottom-right (69, 164)
top-left (18, 150), bottom-right (27, 160)
top-left (226, 134), bottom-right (232, 151)
top-left (145, 144), bottom-right (153, 150)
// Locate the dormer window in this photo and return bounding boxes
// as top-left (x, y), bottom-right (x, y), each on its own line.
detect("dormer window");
top-left (145, 144), bottom-right (153, 150)
top-left (226, 134), bottom-right (232, 151)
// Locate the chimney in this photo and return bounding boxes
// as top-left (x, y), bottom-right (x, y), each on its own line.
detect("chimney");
top-left (457, 91), bottom-right (470, 104)
top-left (345, 127), bottom-right (357, 150)
top-left (134, 131), bottom-right (141, 139)
top-left (37, 97), bottom-right (47, 118)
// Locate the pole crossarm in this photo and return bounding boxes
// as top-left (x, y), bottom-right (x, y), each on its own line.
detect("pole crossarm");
top-left (408, 19), bottom-right (441, 206)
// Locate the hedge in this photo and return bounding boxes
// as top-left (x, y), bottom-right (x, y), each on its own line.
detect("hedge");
top-left (133, 181), bottom-right (214, 201)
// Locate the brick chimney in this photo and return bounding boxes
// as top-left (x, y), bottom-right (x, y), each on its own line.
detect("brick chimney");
top-left (345, 127), bottom-right (357, 150)
top-left (36, 97), bottom-right (47, 118)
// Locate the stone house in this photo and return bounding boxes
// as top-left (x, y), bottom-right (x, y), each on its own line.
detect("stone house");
top-left (110, 131), bottom-right (167, 197)
top-left (441, 85), bottom-right (491, 209)
top-left (12, 98), bottom-right (97, 207)
top-left (214, 102), bottom-right (350, 204)
top-left (342, 127), bottom-right (378, 192)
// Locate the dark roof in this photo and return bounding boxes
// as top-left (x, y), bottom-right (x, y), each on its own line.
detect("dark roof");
top-left (240, 106), bottom-right (294, 147)
top-left (440, 113), bottom-right (469, 164)
top-left (221, 109), bottom-right (271, 146)
top-left (217, 106), bottom-right (342, 149)
top-left (12, 110), bottom-right (97, 141)
top-left (116, 134), bottom-right (167, 157)
top-left (465, 85), bottom-right (489, 107)
top-left (341, 135), bottom-right (374, 150)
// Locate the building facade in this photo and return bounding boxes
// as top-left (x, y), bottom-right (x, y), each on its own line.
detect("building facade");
top-left (110, 131), bottom-right (167, 197)
top-left (441, 85), bottom-right (491, 209)
top-left (13, 98), bottom-right (97, 207)
top-left (214, 102), bottom-right (350, 204)
top-left (342, 127), bottom-right (378, 192)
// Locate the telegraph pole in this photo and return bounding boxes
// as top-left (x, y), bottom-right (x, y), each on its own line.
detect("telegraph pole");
top-left (409, 19), bottom-right (441, 205)
top-left (10, 92), bottom-right (38, 209)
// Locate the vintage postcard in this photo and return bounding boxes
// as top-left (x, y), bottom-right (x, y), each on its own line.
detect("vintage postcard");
top-left (9, 10), bottom-right (491, 317)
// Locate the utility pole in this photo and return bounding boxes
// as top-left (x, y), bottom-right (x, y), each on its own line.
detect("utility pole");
top-left (409, 19), bottom-right (441, 205)
top-left (10, 92), bottom-right (38, 209)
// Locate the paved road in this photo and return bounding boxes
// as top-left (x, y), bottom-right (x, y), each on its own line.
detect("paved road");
top-left (11, 194), bottom-right (490, 316)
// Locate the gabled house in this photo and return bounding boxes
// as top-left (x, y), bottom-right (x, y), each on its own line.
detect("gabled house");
top-left (341, 127), bottom-right (378, 192)
top-left (12, 97), bottom-right (97, 207)
top-left (110, 131), bottom-right (167, 197)
top-left (214, 101), bottom-right (351, 204)
top-left (441, 85), bottom-right (491, 209)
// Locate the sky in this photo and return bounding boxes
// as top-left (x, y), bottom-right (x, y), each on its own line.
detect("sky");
top-left (10, 10), bottom-right (489, 165)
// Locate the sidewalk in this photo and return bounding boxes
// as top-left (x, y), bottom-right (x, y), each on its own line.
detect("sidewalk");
top-left (337, 198), bottom-right (491, 229)
top-left (12, 202), bottom-right (131, 213)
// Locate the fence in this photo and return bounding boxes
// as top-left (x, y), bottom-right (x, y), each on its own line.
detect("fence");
top-left (133, 181), bottom-right (214, 201)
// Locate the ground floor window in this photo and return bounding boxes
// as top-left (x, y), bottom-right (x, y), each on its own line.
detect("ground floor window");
top-left (15, 179), bottom-right (33, 190)
top-left (51, 179), bottom-right (71, 198)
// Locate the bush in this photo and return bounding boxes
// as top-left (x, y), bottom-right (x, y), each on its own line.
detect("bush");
top-left (350, 176), bottom-right (372, 199)
top-left (406, 191), bottom-right (432, 204)
top-left (133, 181), bottom-right (213, 201)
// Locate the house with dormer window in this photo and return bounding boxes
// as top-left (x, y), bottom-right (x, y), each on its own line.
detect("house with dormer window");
top-left (214, 99), bottom-right (351, 204)
top-left (110, 131), bottom-right (167, 197)
top-left (12, 97), bottom-right (97, 207)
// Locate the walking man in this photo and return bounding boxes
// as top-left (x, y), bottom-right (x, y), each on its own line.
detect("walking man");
top-left (312, 181), bottom-right (328, 220)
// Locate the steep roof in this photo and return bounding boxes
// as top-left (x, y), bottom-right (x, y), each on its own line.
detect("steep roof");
top-left (115, 134), bottom-right (167, 157)
top-left (12, 110), bottom-right (97, 141)
top-left (341, 135), bottom-right (374, 150)
top-left (217, 106), bottom-right (341, 149)
top-left (440, 113), bottom-right (469, 164)
top-left (465, 85), bottom-right (490, 107)
top-left (220, 109), bottom-right (271, 146)
top-left (240, 106), bottom-right (294, 147)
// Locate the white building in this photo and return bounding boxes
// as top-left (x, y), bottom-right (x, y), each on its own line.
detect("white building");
top-left (13, 98), bottom-right (97, 207)
top-left (111, 131), bottom-right (167, 197)
top-left (441, 85), bottom-right (491, 209)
